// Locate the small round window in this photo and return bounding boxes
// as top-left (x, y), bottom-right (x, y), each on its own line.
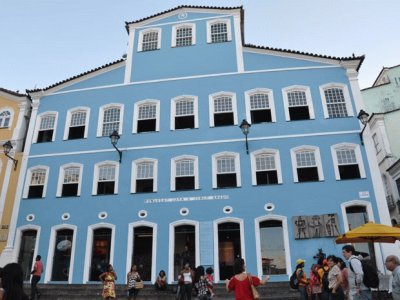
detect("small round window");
top-left (264, 203), bottom-right (275, 212)
top-left (61, 213), bottom-right (70, 221)
top-left (223, 206), bottom-right (233, 214)
top-left (98, 212), bottom-right (108, 220)
top-left (138, 210), bottom-right (148, 218)
top-left (180, 208), bottom-right (189, 216)
top-left (26, 214), bottom-right (35, 222)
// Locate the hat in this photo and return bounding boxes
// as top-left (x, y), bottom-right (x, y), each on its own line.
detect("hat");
top-left (296, 258), bottom-right (305, 265)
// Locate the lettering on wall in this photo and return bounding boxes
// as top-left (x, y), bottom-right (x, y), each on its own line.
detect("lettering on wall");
top-left (293, 214), bottom-right (340, 239)
top-left (145, 195), bottom-right (229, 204)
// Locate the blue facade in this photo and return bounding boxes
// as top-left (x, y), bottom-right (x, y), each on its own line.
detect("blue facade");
top-left (8, 6), bottom-right (388, 284)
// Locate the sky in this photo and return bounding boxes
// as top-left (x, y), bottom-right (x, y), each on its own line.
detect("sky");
top-left (0, 0), bottom-right (399, 93)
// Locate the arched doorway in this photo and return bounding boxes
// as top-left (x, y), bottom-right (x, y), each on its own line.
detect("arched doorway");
top-left (218, 222), bottom-right (241, 280)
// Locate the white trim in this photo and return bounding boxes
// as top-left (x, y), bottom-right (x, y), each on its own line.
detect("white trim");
top-left (170, 95), bottom-right (199, 130)
top-left (250, 148), bottom-right (282, 185)
top-left (137, 28), bottom-right (162, 52)
top-left (330, 143), bottom-right (366, 180)
top-left (44, 224), bottom-right (77, 283)
top-left (206, 18), bottom-right (232, 43)
top-left (233, 13), bottom-right (244, 72)
top-left (33, 111), bottom-right (58, 143)
top-left (63, 107), bottom-right (90, 140)
top-left (13, 225), bottom-right (41, 275)
top-left (212, 152), bottom-right (241, 188)
top-left (282, 85), bottom-right (315, 121)
top-left (126, 221), bottom-right (157, 283)
top-left (131, 158), bottom-right (158, 193)
top-left (290, 145), bottom-right (324, 182)
top-left (319, 83), bottom-right (354, 118)
top-left (22, 165), bottom-right (50, 198)
top-left (83, 223), bottom-right (116, 283)
top-left (244, 88), bottom-right (276, 123)
top-left (132, 99), bottom-right (160, 133)
top-left (171, 23), bottom-right (196, 47)
top-left (56, 163), bottom-right (84, 197)
top-left (254, 215), bottom-right (291, 278)
top-left (213, 217), bottom-right (245, 282)
top-left (208, 91), bottom-right (238, 127)
top-left (170, 155), bottom-right (199, 191)
top-left (124, 29), bottom-right (135, 84)
top-left (0, 107), bottom-right (15, 129)
top-left (92, 161), bottom-right (120, 195)
top-left (96, 103), bottom-right (124, 137)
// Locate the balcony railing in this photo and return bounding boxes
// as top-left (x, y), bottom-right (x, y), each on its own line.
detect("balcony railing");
top-left (386, 194), bottom-right (396, 209)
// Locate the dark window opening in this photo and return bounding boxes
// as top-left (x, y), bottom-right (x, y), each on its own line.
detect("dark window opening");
top-left (62, 184), bottom-right (78, 197)
top-left (251, 110), bottom-right (272, 123)
top-left (97, 182), bottom-right (115, 195)
top-left (289, 107), bottom-right (310, 120)
top-left (132, 226), bottom-right (153, 281)
top-left (218, 222), bottom-right (241, 280)
top-left (175, 176), bottom-right (195, 190)
top-left (137, 119), bottom-right (156, 133)
top-left (217, 173), bottom-right (237, 188)
top-left (256, 170), bottom-right (278, 185)
top-left (51, 229), bottom-right (73, 281)
top-left (37, 130), bottom-right (53, 143)
top-left (297, 167), bottom-right (319, 182)
top-left (28, 186), bottom-right (44, 198)
top-left (214, 113), bottom-right (234, 126)
top-left (339, 164), bottom-right (361, 180)
top-left (136, 179), bottom-right (153, 193)
top-left (89, 228), bottom-right (111, 281)
top-left (18, 230), bottom-right (37, 281)
top-left (175, 116), bottom-right (194, 130)
top-left (68, 126), bottom-right (85, 140)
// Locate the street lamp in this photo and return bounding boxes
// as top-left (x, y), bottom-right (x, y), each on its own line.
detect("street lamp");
top-left (239, 119), bottom-right (251, 154)
top-left (2, 141), bottom-right (18, 170)
top-left (357, 110), bottom-right (370, 145)
top-left (109, 130), bottom-right (122, 163)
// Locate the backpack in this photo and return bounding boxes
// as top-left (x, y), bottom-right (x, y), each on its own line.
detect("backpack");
top-left (349, 258), bottom-right (379, 289)
top-left (289, 270), bottom-right (299, 290)
top-left (321, 268), bottom-right (329, 291)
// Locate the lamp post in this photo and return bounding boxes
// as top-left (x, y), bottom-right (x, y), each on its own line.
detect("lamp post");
top-left (239, 119), bottom-right (251, 154)
top-left (109, 130), bottom-right (122, 163)
top-left (2, 141), bottom-right (18, 170)
top-left (357, 110), bottom-right (370, 145)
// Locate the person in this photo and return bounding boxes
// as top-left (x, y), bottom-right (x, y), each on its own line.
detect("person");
top-left (226, 257), bottom-right (269, 300)
top-left (127, 264), bottom-right (141, 300)
top-left (1, 263), bottom-right (29, 300)
top-left (326, 255), bottom-right (344, 300)
top-left (99, 264), bottom-right (117, 300)
top-left (194, 266), bottom-right (212, 300)
top-left (309, 264), bottom-right (322, 300)
top-left (178, 262), bottom-right (194, 300)
top-left (30, 255), bottom-right (43, 300)
top-left (295, 258), bottom-right (309, 300)
top-left (337, 258), bottom-right (349, 299)
top-left (342, 245), bottom-right (371, 300)
top-left (0, 267), bottom-right (4, 300)
top-left (385, 255), bottom-right (400, 300)
top-left (205, 267), bottom-right (215, 298)
top-left (155, 270), bottom-right (167, 291)
top-left (318, 258), bottom-right (330, 300)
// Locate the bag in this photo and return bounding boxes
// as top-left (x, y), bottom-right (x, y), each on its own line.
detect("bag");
top-left (178, 275), bottom-right (184, 286)
top-left (321, 268), bottom-right (329, 291)
top-left (349, 258), bottom-right (379, 288)
top-left (135, 280), bottom-right (144, 289)
top-left (289, 270), bottom-right (299, 290)
top-left (247, 274), bottom-right (260, 300)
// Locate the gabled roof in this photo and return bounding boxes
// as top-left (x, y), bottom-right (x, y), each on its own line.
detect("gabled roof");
top-left (371, 64), bottom-right (400, 87)
top-left (0, 87), bottom-right (27, 97)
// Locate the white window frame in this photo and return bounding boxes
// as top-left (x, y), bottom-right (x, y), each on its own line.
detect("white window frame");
top-left (290, 146), bottom-right (324, 182)
top-left (63, 107), bottom-right (90, 140)
top-left (131, 158), bottom-right (158, 193)
top-left (282, 85), bottom-right (315, 121)
top-left (319, 83), bottom-right (354, 119)
top-left (23, 165), bottom-right (50, 198)
top-left (206, 18), bottom-right (232, 43)
top-left (96, 103), bottom-right (124, 137)
top-left (245, 88), bottom-right (276, 123)
top-left (137, 28), bottom-right (162, 52)
top-left (0, 107), bottom-right (14, 129)
top-left (331, 143), bottom-right (366, 180)
top-left (208, 92), bottom-right (238, 127)
top-left (132, 99), bottom-right (160, 133)
top-left (250, 148), bottom-right (282, 185)
top-left (170, 95), bottom-right (199, 130)
top-left (211, 151), bottom-right (241, 188)
top-left (92, 161), bottom-right (119, 195)
top-left (171, 155), bottom-right (199, 191)
top-left (33, 111), bottom-right (58, 143)
top-left (56, 163), bottom-right (83, 197)
top-left (171, 23), bottom-right (196, 47)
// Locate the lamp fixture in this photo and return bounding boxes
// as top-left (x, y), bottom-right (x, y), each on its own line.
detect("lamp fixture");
top-left (239, 119), bottom-right (251, 154)
top-left (109, 130), bottom-right (122, 163)
top-left (357, 110), bottom-right (370, 145)
top-left (2, 141), bottom-right (18, 170)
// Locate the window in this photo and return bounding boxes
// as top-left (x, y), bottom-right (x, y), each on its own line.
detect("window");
top-left (171, 156), bottom-right (199, 191)
top-left (251, 149), bottom-right (282, 185)
top-left (282, 86), bottom-right (314, 121)
top-left (291, 146), bottom-right (324, 182)
top-left (207, 19), bottom-right (232, 43)
top-left (209, 92), bottom-right (237, 127)
top-left (64, 108), bottom-right (90, 140)
top-left (0, 110), bottom-right (11, 128)
top-left (320, 83), bottom-right (354, 118)
top-left (133, 100), bottom-right (160, 133)
top-left (212, 152), bottom-right (241, 188)
top-left (171, 96), bottom-right (198, 130)
top-left (345, 205), bottom-right (373, 257)
top-left (57, 164), bottom-right (83, 197)
top-left (93, 162), bottom-right (119, 195)
top-left (172, 24), bottom-right (196, 47)
top-left (89, 227), bottom-right (112, 281)
top-left (131, 159), bottom-right (157, 193)
top-left (51, 228), bottom-right (74, 281)
top-left (24, 166), bottom-right (49, 198)
top-left (97, 104), bottom-right (123, 137)
top-left (35, 112), bottom-right (57, 143)
top-left (245, 89), bottom-right (276, 124)
top-left (331, 143), bottom-right (366, 180)
top-left (372, 133), bottom-right (381, 153)
top-left (138, 28), bottom-right (161, 52)
top-left (17, 229), bottom-right (38, 281)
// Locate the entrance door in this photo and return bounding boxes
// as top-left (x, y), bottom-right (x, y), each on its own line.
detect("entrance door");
top-left (89, 228), bottom-right (111, 281)
top-left (174, 225), bottom-right (195, 280)
top-left (51, 229), bottom-right (74, 281)
top-left (132, 226), bottom-right (153, 281)
top-left (18, 230), bottom-right (37, 281)
top-left (218, 222), bottom-right (241, 280)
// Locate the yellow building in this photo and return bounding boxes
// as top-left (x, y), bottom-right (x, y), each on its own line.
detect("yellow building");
top-left (0, 88), bottom-right (30, 255)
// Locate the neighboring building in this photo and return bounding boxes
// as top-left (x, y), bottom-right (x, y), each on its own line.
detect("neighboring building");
top-left (0, 88), bottom-right (31, 256)
top-left (361, 65), bottom-right (400, 225)
top-left (0, 6), bottom-right (395, 284)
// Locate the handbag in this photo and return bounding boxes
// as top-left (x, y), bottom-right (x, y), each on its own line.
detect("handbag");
top-left (247, 274), bottom-right (260, 300)
top-left (135, 280), bottom-right (144, 289)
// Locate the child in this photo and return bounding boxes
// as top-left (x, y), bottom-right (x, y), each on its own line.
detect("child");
top-left (205, 267), bottom-right (215, 298)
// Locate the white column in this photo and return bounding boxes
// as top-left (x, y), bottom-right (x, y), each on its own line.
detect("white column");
top-left (233, 13), bottom-right (244, 73)
top-left (124, 27), bottom-right (135, 84)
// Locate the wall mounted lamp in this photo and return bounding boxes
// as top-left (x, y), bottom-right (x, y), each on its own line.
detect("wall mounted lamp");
top-left (357, 109), bottom-right (370, 145)
top-left (239, 119), bottom-right (251, 154)
top-left (2, 141), bottom-right (18, 170)
top-left (109, 130), bottom-right (122, 163)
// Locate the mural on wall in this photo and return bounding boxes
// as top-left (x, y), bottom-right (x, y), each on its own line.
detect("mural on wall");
top-left (293, 214), bottom-right (340, 239)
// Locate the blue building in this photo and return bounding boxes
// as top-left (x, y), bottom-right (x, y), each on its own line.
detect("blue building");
top-left (0, 6), bottom-right (395, 284)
